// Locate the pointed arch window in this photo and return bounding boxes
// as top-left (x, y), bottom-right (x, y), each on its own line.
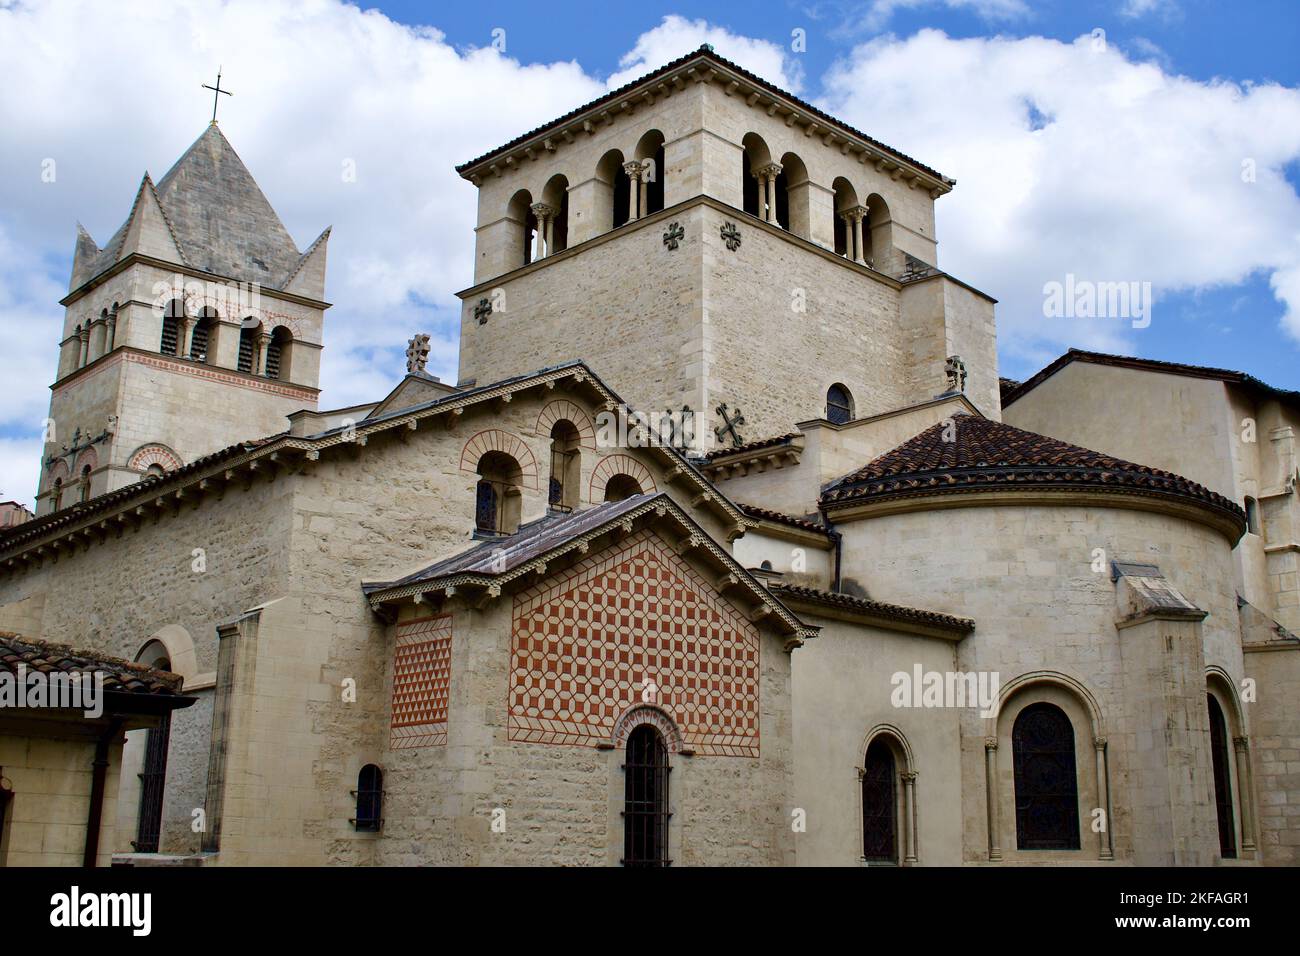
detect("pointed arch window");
top-left (1208, 694), bottom-right (1237, 858)
top-left (352, 764), bottom-right (384, 832)
top-left (622, 724), bottom-right (670, 867)
top-left (1013, 702), bottom-right (1080, 850)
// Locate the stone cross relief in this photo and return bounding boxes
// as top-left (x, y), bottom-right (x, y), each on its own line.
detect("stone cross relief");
top-left (405, 333), bottom-right (431, 374)
top-left (714, 402), bottom-right (746, 447)
top-left (945, 354), bottom-right (967, 393)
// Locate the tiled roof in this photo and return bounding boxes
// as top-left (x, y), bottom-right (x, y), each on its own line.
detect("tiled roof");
top-left (367, 495), bottom-right (654, 590)
top-left (0, 632), bottom-right (185, 696)
top-left (737, 503), bottom-right (828, 535)
top-left (768, 584), bottom-right (974, 633)
top-left (456, 46), bottom-right (951, 185)
top-left (1002, 349), bottom-right (1300, 408)
top-left (704, 433), bottom-right (799, 461)
top-left (0, 435), bottom-right (279, 552)
top-left (821, 415), bottom-right (1245, 523)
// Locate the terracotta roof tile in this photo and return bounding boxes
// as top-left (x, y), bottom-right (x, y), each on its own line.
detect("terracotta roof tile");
top-left (0, 632), bottom-right (185, 696)
top-left (703, 433), bottom-right (799, 461)
top-left (821, 415), bottom-right (1245, 525)
top-left (737, 502), bottom-right (828, 535)
top-left (768, 584), bottom-right (974, 633)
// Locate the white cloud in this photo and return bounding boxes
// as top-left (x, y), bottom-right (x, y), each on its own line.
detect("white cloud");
top-left (608, 15), bottom-right (804, 92)
top-left (1120, 0), bottom-right (1180, 19)
top-left (0, 0), bottom-right (607, 507)
top-left (819, 29), bottom-right (1300, 371)
top-left (811, 0), bottom-right (1031, 36)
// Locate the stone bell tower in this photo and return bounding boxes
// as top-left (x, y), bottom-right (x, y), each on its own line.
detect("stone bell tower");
top-left (37, 123), bottom-right (331, 515)
top-left (453, 45), bottom-right (1000, 451)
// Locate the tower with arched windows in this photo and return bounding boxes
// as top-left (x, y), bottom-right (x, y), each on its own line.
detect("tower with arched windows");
top-left (36, 123), bottom-right (329, 515)
top-left (455, 45), bottom-right (1001, 451)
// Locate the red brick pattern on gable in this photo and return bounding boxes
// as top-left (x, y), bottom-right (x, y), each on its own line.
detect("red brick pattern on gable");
top-left (390, 614), bottom-right (452, 749)
top-left (509, 530), bottom-right (761, 757)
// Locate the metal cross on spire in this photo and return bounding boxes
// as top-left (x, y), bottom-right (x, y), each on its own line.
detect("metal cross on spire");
top-left (202, 68), bottom-right (232, 124)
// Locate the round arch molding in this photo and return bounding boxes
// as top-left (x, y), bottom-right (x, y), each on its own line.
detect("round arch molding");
top-left (458, 429), bottom-right (539, 489)
top-left (534, 400), bottom-right (596, 449)
top-left (610, 704), bottom-right (685, 754)
top-left (127, 443), bottom-right (183, 474)
top-left (588, 454), bottom-right (656, 503)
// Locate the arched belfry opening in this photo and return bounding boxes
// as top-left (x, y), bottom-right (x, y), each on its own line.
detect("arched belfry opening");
top-left (597, 149), bottom-right (630, 231)
top-left (741, 133), bottom-right (773, 222)
top-left (508, 189), bottom-right (536, 267)
top-left (635, 129), bottom-right (666, 217)
top-left (539, 174), bottom-right (569, 257)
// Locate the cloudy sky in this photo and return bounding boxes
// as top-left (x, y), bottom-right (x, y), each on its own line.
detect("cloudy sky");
top-left (1, 0), bottom-right (1298, 507)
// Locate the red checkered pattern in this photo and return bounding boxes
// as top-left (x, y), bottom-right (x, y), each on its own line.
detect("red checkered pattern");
top-left (508, 530), bottom-right (761, 757)
top-left (390, 614), bottom-right (452, 749)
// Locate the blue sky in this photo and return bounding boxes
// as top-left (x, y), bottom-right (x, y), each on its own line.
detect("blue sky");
top-left (0, 0), bottom-right (1298, 506)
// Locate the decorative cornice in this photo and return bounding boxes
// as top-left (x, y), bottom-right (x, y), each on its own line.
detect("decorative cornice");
top-left (50, 347), bottom-right (319, 401)
top-left (455, 46), bottom-right (953, 196)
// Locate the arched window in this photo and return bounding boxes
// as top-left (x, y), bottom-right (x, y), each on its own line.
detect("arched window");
top-left (1012, 702), bottom-right (1080, 850)
top-left (78, 464), bottom-right (92, 503)
top-left (603, 473), bottom-right (642, 503)
top-left (1207, 694), bottom-right (1237, 858)
top-left (623, 724), bottom-right (669, 867)
top-left (778, 152), bottom-right (810, 236)
top-left (237, 321), bottom-right (259, 373)
top-left (826, 384), bottom-right (854, 424)
top-left (635, 129), bottom-right (666, 217)
top-left (265, 326), bottom-right (291, 380)
top-left (832, 178), bottom-right (860, 258)
top-left (189, 308), bottom-right (216, 363)
top-left (862, 737), bottom-right (898, 862)
top-left (475, 451), bottom-right (523, 535)
top-left (52, 477), bottom-right (63, 511)
top-left (865, 193), bottom-right (891, 269)
top-left (597, 150), bottom-right (629, 231)
top-left (353, 764), bottom-right (384, 832)
top-left (741, 133), bottom-right (773, 221)
top-left (543, 172), bottom-right (574, 254)
top-left (548, 420), bottom-right (581, 512)
top-left (160, 299), bottom-right (184, 356)
top-left (132, 640), bottom-right (173, 854)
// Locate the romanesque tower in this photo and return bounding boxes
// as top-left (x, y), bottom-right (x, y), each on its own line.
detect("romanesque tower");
top-left (454, 45), bottom-right (1000, 450)
top-left (38, 123), bottom-right (329, 514)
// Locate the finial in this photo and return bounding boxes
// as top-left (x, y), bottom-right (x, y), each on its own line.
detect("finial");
top-left (405, 333), bottom-right (431, 374)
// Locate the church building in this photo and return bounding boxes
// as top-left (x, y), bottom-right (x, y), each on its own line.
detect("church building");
top-left (1, 45), bottom-right (1297, 867)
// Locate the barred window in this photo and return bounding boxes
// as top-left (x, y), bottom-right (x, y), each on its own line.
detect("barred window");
top-left (861, 738), bottom-right (898, 862)
top-left (826, 384), bottom-right (853, 424)
top-left (622, 724), bottom-right (670, 867)
top-left (1208, 694), bottom-right (1237, 858)
top-left (352, 764), bottom-right (383, 832)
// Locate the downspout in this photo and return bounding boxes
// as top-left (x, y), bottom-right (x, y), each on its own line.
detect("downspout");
top-left (83, 718), bottom-right (123, 867)
top-left (819, 504), bottom-right (843, 593)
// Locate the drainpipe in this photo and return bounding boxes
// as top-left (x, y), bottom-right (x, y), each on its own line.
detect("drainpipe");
top-left (819, 505), bottom-right (843, 593)
top-left (83, 718), bottom-right (123, 867)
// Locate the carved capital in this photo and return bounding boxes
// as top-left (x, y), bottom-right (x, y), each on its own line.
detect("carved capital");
top-left (984, 736), bottom-right (998, 751)
top-left (529, 202), bottom-right (557, 221)
top-left (622, 160), bottom-right (643, 180)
